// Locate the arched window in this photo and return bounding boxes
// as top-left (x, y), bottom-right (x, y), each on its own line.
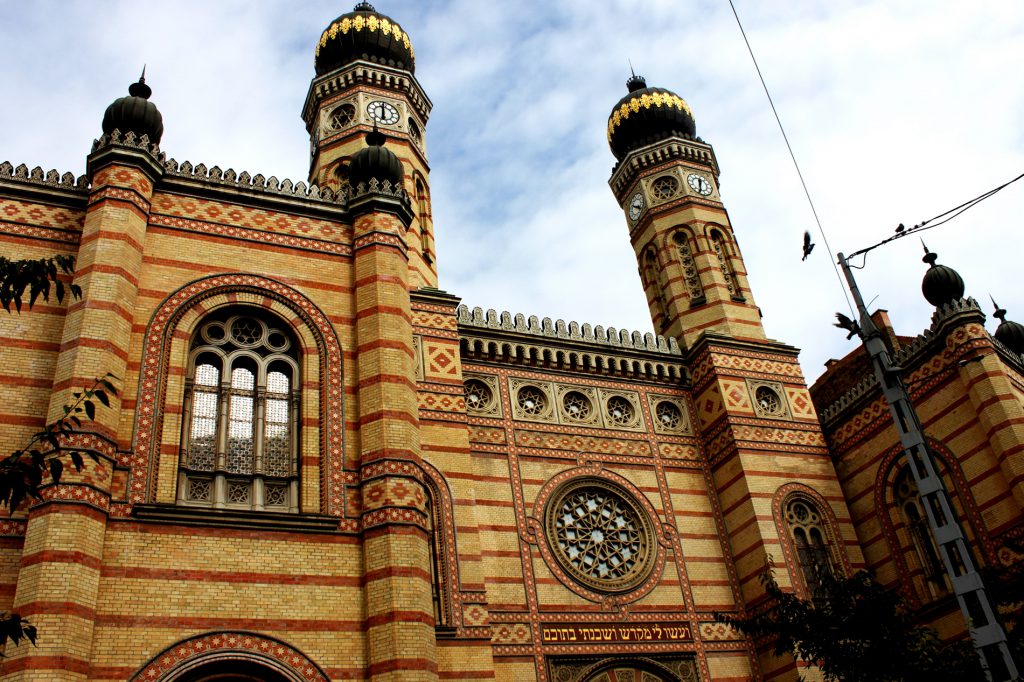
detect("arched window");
top-left (415, 178), bottom-right (432, 264)
top-left (894, 467), bottom-right (950, 599)
top-left (179, 311), bottom-right (300, 512)
top-left (643, 247), bottom-right (668, 327)
top-left (672, 230), bottom-right (704, 303)
top-left (784, 497), bottom-right (834, 597)
top-left (709, 229), bottom-right (738, 297)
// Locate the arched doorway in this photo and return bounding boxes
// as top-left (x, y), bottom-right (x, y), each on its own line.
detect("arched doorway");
top-left (171, 658), bottom-right (291, 682)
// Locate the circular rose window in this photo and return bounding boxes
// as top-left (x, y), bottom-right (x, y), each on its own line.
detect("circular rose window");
top-left (545, 479), bottom-right (656, 593)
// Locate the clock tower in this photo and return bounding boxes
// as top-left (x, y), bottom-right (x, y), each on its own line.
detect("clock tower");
top-left (302, 2), bottom-right (437, 288)
top-left (608, 75), bottom-right (764, 348)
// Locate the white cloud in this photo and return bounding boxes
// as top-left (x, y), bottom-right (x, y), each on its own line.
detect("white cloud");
top-left (1, 0), bottom-right (1021, 383)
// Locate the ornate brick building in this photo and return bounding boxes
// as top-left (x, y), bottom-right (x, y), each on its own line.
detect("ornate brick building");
top-left (0, 3), bottom-right (1020, 681)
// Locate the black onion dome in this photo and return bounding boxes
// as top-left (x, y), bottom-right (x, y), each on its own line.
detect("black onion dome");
top-left (349, 127), bottom-right (404, 187)
top-left (607, 75), bottom-right (696, 160)
top-left (101, 74), bottom-right (163, 144)
top-left (920, 247), bottom-right (965, 307)
top-left (992, 301), bottom-right (1024, 355)
top-left (315, 2), bottom-right (415, 76)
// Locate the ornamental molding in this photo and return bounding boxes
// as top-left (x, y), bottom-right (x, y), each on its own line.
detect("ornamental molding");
top-left (609, 137), bottom-right (719, 201)
top-left (302, 59), bottom-right (432, 126)
top-left (0, 160), bottom-right (88, 193)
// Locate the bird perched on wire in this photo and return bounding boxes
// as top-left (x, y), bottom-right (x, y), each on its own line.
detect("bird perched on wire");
top-left (834, 312), bottom-right (860, 340)
top-left (802, 231), bottom-right (815, 261)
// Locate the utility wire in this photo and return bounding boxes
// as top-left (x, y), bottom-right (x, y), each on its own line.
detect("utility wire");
top-left (727, 0), bottom-right (855, 317)
top-left (849, 169), bottom-right (1024, 259)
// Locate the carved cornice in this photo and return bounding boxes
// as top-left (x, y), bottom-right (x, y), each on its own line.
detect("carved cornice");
top-left (609, 137), bottom-right (720, 202)
top-left (88, 129), bottom-right (166, 179)
top-left (456, 305), bottom-right (687, 384)
top-left (302, 59), bottom-right (433, 128)
top-left (347, 178), bottom-right (414, 225)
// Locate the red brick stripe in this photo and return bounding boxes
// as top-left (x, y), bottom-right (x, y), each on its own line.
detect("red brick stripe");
top-left (21, 549), bottom-right (102, 571)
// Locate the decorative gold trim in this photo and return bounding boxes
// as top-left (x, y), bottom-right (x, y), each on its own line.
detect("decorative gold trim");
top-left (316, 13), bottom-right (415, 62)
top-left (607, 91), bottom-right (694, 142)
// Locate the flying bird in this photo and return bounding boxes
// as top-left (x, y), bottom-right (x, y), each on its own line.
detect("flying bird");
top-left (802, 231), bottom-right (815, 261)
top-left (834, 312), bottom-right (860, 340)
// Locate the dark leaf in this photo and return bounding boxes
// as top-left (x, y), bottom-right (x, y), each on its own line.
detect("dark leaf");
top-left (48, 458), bottom-right (63, 485)
top-left (69, 451), bottom-right (84, 471)
top-left (94, 389), bottom-right (109, 407)
top-left (84, 400), bottom-right (95, 421)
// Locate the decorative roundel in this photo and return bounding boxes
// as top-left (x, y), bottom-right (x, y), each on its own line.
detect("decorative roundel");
top-left (654, 401), bottom-right (683, 430)
top-left (230, 317), bottom-right (263, 346)
top-left (755, 385), bottom-right (785, 416)
top-left (562, 391), bottom-right (593, 422)
top-left (367, 100), bottom-right (400, 125)
top-left (606, 395), bottom-right (636, 427)
top-left (329, 103), bottom-right (356, 130)
top-left (687, 173), bottom-right (713, 196)
top-left (545, 478), bottom-right (657, 593)
top-left (464, 378), bottom-right (493, 413)
top-left (516, 384), bottom-right (548, 416)
top-left (651, 175), bottom-right (679, 200)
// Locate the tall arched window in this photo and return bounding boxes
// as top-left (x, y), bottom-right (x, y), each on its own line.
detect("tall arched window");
top-left (672, 230), bottom-right (704, 303)
top-left (709, 229), bottom-right (738, 297)
top-left (894, 468), bottom-right (950, 599)
top-left (784, 497), bottom-right (834, 597)
top-left (179, 311), bottom-right (300, 512)
top-left (415, 178), bottom-right (433, 264)
top-left (643, 248), bottom-right (668, 327)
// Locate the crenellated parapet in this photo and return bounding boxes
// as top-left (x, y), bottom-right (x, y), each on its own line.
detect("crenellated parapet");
top-left (0, 161), bottom-right (88, 192)
top-left (456, 305), bottom-right (681, 354)
top-left (163, 158), bottom-right (348, 205)
top-left (456, 305), bottom-right (686, 383)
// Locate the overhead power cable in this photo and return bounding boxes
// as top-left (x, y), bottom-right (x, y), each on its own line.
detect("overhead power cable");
top-left (727, 0), bottom-right (855, 317)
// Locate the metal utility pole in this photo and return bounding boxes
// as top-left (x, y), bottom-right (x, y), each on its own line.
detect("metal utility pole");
top-left (837, 252), bottom-right (1018, 681)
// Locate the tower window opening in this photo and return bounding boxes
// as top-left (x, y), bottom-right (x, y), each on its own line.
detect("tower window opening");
top-left (784, 497), bottom-right (835, 598)
top-left (672, 231), bottom-right (704, 304)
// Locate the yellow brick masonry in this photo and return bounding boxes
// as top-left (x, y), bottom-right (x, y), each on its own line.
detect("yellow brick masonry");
top-left (353, 210), bottom-right (438, 681)
top-left (4, 156), bottom-right (157, 681)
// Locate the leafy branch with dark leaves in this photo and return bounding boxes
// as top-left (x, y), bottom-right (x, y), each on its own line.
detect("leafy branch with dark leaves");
top-left (720, 560), bottom-right (985, 682)
top-left (0, 375), bottom-right (117, 514)
top-left (0, 254), bottom-right (80, 314)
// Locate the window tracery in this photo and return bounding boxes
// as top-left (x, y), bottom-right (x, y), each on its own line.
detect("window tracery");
top-left (179, 311), bottom-right (299, 512)
top-left (784, 497), bottom-right (834, 597)
top-left (672, 231), bottom-right (704, 303)
top-left (710, 230), bottom-right (737, 296)
top-left (651, 175), bottom-right (679, 200)
top-left (545, 479), bottom-right (656, 593)
top-left (643, 248), bottom-right (668, 326)
top-left (329, 102), bottom-right (356, 130)
top-left (894, 468), bottom-right (950, 598)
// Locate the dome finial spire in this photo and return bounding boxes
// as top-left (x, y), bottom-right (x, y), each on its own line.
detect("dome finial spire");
top-left (992, 295), bottom-right (1008, 323)
top-left (128, 67), bottom-right (152, 100)
top-left (921, 239), bottom-right (938, 267)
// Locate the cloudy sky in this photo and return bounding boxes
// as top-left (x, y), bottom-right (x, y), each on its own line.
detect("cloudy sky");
top-left (2, 1), bottom-right (1021, 383)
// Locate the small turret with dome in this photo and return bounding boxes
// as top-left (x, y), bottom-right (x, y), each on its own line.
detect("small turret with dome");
top-left (607, 74), bottom-right (696, 160)
top-left (348, 126), bottom-right (404, 188)
top-left (991, 298), bottom-right (1024, 355)
top-left (920, 244), bottom-right (965, 308)
top-left (314, 2), bottom-right (415, 76)
top-left (101, 70), bottom-right (164, 144)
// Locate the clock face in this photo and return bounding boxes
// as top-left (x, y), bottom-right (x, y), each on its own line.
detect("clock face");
top-left (688, 173), bottom-right (713, 196)
top-left (366, 100), bottom-right (400, 126)
top-left (628, 192), bottom-right (645, 221)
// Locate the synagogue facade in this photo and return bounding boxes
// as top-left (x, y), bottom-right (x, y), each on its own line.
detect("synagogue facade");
top-left (0, 3), bottom-right (1021, 681)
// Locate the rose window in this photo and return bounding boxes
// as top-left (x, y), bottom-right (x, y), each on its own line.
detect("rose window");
top-left (464, 379), bottom-right (492, 413)
top-left (329, 103), bottom-right (356, 130)
top-left (562, 391), bottom-right (592, 422)
top-left (545, 480), bottom-right (655, 592)
top-left (655, 401), bottom-right (683, 430)
top-left (606, 396), bottom-right (635, 426)
top-left (651, 175), bottom-right (679, 200)
top-left (755, 385), bottom-right (784, 416)
top-left (517, 385), bottom-right (547, 416)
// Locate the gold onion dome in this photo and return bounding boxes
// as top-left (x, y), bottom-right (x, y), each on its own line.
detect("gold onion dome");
top-left (101, 71), bottom-right (163, 144)
top-left (607, 75), bottom-right (696, 160)
top-left (315, 2), bottom-right (415, 76)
